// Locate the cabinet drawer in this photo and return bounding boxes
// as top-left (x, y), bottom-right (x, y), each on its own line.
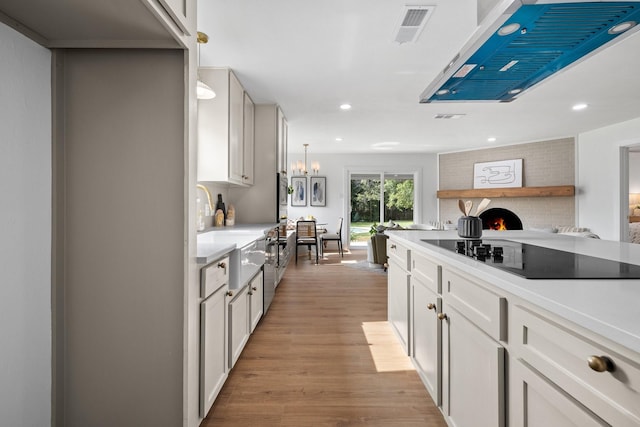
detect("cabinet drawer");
top-left (412, 251), bottom-right (441, 294)
top-left (387, 239), bottom-right (410, 271)
top-left (441, 267), bottom-right (506, 342)
top-left (201, 255), bottom-right (230, 298)
top-left (512, 305), bottom-right (640, 426)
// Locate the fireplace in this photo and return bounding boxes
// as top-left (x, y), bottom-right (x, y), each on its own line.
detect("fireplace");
top-left (479, 208), bottom-right (523, 230)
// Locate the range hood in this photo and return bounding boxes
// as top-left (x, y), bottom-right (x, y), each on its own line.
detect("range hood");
top-left (420, 0), bottom-right (640, 103)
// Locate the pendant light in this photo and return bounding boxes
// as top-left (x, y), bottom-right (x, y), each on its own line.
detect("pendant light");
top-left (196, 31), bottom-right (216, 100)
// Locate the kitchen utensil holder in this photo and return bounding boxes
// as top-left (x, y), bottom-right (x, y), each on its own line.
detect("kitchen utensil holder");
top-left (458, 216), bottom-right (483, 239)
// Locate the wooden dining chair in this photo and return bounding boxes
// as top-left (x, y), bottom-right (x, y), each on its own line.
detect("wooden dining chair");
top-left (295, 220), bottom-right (319, 264)
top-left (320, 217), bottom-right (343, 257)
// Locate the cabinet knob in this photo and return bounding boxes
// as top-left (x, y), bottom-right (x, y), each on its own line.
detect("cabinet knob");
top-left (390, 244), bottom-right (397, 249)
top-left (218, 262), bottom-right (226, 269)
top-left (588, 355), bottom-right (615, 373)
top-left (427, 303), bottom-right (436, 311)
top-left (252, 286), bottom-right (257, 291)
top-left (226, 291), bottom-right (233, 297)
top-left (437, 312), bottom-right (447, 320)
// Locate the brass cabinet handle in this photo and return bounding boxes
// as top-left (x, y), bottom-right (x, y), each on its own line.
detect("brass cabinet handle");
top-left (218, 262), bottom-right (226, 269)
top-left (252, 286), bottom-right (258, 291)
top-left (437, 312), bottom-right (447, 320)
top-left (427, 303), bottom-right (436, 311)
top-left (390, 244), bottom-right (397, 249)
top-left (226, 291), bottom-right (233, 297)
top-left (588, 355), bottom-right (615, 372)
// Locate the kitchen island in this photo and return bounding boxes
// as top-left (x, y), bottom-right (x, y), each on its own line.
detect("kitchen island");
top-left (385, 229), bottom-right (640, 427)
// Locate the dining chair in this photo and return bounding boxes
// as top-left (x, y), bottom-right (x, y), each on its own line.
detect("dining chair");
top-left (295, 220), bottom-right (319, 264)
top-left (320, 217), bottom-right (343, 257)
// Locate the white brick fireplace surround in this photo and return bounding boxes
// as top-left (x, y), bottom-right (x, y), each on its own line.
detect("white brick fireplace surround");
top-left (438, 138), bottom-right (575, 229)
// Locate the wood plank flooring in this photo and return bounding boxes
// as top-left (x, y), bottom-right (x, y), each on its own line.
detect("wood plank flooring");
top-left (201, 249), bottom-right (447, 426)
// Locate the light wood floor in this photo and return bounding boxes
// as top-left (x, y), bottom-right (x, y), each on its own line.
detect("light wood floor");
top-left (201, 248), bottom-right (447, 426)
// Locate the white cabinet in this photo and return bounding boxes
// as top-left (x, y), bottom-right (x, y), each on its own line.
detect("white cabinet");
top-left (228, 104), bottom-right (288, 223)
top-left (200, 283), bottom-right (229, 417)
top-left (510, 359), bottom-right (608, 427)
top-left (510, 304), bottom-right (640, 426)
top-left (248, 270), bottom-right (263, 332)
top-left (387, 240), bottom-right (410, 354)
top-left (410, 252), bottom-right (441, 406)
top-left (277, 106), bottom-right (288, 175)
top-left (228, 71), bottom-right (244, 183)
top-left (440, 268), bottom-right (506, 427)
top-left (441, 302), bottom-right (506, 427)
top-left (243, 92), bottom-right (255, 185)
top-left (228, 285), bottom-right (250, 369)
top-left (198, 67), bottom-right (254, 186)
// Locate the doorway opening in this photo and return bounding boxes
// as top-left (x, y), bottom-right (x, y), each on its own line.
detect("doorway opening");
top-left (349, 173), bottom-right (415, 247)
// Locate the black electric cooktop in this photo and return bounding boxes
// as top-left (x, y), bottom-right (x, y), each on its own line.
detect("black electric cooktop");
top-left (422, 239), bottom-right (640, 280)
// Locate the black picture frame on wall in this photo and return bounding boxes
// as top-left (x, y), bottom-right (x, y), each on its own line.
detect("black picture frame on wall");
top-left (291, 176), bottom-right (307, 207)
top-left (310, 176), bottom-right (326, 207)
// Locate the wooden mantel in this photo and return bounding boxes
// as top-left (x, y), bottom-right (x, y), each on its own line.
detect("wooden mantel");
top-left (437, 185), bottom-right (575, 199)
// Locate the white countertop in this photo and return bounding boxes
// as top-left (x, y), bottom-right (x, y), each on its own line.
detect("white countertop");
top-left (197, 223), bottom-right (278, 265)
top-left (385, 229), bottom-right (640, 355)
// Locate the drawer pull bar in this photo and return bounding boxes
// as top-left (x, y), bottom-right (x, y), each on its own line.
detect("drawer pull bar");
top-left (427, 303), bottom-right (436, 311)
top-left (588, 355), bottom-right (615, 373)
top-left (437, 312), bottom-right (447, 320)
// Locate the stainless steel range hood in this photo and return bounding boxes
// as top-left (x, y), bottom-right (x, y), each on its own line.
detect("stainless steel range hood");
top-left (420, 0), bottom-right (640, 103)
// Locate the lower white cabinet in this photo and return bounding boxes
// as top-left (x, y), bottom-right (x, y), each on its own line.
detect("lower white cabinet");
top-left (248, 270), bottom-right (263, 332)
top-left (411, 275), bottom-right (441, 405)
top-left (510, 359), bottom-right (608, 427)
top-left (200, 283), bottom-right (229, 417)
top-left (510, 304), bottom-right (640, 426)
top-left (441, 302), bottom-right (506, 427)
top-left (388, 259), bottom-right (410, 354)
top-left (228, 285), bottom-right (250, 369)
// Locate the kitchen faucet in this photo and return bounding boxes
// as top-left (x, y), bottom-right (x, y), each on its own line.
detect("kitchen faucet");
top-left (197, 184), bottom-right (214, 212)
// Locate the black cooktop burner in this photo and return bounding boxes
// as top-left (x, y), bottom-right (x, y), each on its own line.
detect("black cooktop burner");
top-left (422, 239), bottom-right (640, 279)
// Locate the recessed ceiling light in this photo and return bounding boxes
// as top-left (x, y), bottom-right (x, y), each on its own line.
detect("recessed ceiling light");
top-left (436, 89), bottom-right (450, 95)
top-left (498, 22), bottom-right (520, 36)
top-left (609, 21), bottom-right (636, 35)
top-left (508, 88), bottom-right (522, 95)
top-left (572, 103), bottom-right (588, 111)
top-left (487, 137), bottom-right (497, 142)
top-left (335, 137), bottom-right (343, 142)
top-left (372, 142), bottom-right (399, 150)
top-left (340, 103), bottom-right (352, 110)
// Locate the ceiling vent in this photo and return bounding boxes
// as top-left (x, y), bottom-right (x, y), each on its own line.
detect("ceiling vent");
top-left (420, 0), bottom-right (640, 102)
top-left (394, 5), bottom-right (435, 44)
top-left (434, 113), bottom-right (466, 119)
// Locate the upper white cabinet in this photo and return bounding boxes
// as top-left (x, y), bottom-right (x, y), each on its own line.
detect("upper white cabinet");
top-left (153, 0), bottom-right (195, 37)
top-left (243, 92), bottom-right (255, 185)
top-left (276, 107), bottom-right (288, 175)
top-left (198, 68), bottom-right (254, 186)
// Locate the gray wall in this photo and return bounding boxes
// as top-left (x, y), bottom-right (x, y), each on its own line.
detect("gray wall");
top-left (438, 138), bottom-right (575, 228)
top-left (55, 49), bottom-right (185, 426)
top-left (0, 22), bottom-right (52, 427)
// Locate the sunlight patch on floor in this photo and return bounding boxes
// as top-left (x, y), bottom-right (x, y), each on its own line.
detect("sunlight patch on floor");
top-left (361, 321), bottom-right (414, 372)
top-left (340, 260), bottom-right (357, 264)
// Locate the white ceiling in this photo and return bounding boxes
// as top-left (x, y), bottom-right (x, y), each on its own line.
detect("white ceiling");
top-left (197, 0), bottom-right (640, 155)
